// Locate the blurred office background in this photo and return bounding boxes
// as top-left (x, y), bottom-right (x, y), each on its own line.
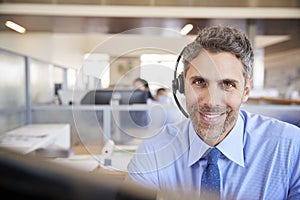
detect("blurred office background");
top-left (0, 0), bottom-right (299, 151)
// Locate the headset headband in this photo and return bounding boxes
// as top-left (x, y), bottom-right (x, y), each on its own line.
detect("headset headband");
top-left (172, 50), bottom-right (189, 118)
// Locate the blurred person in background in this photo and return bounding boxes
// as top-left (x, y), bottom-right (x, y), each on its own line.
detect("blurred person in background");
top-left (154, 88), bottom-right (172, 104)
top-left (133, 78), bottom-right (155, 104)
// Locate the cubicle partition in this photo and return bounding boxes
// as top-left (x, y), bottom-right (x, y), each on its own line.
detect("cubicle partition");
top-left (0, 48), bottom-right (69, 133)
top-left (0, 49), bottom-right (27, 133)
top-left (31, 105), bottom-right (105, 154)
top-left (31, 104), bottom-right (184, 150)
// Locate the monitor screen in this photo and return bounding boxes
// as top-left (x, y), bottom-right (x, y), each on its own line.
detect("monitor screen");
top-left (80, 90), bottom-right (148, 105)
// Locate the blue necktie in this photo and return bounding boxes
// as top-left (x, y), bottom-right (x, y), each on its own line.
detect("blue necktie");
top-left (201, 148), bottom-right (221, 199)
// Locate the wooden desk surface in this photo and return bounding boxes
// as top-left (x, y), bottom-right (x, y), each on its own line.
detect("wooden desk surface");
top-left (92, 165), bottom-right (127, 180)
top-left (71, 145), bottom-right (129, 180)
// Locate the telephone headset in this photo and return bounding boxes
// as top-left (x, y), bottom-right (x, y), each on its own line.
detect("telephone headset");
top-left (172, 50), bottom-right (189, 118)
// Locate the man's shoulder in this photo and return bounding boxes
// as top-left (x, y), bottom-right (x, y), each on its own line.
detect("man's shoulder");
top-left (129, 119), bottom-right (191, 174)
top-left (240, 110), bottom-right (300, 139)
top-left (137, 119), bottom-right (190, 152)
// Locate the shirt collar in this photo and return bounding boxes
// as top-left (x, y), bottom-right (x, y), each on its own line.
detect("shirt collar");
top-left (217, 112), bottom-right (245, 167)
top-left (188, 112), bottom-right (245, 167)
top-left (188, 122), bottom-right (210, 167)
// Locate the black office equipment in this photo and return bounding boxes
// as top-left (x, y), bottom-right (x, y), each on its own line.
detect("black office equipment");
top-left (80, 89), bottom-right (148, 105)
top-left (54, 83), bottom-right (62, 95)
top-left (0, 147), bottom-right (156, 200)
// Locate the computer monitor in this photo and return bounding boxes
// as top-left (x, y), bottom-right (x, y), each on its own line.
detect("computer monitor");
top-left (0, 147), bottom-right (156, 200)
top-left (80, 89), bottom-right (150, 144)
top-left (80, 90), bottom-right (148, 105)
top-left (54, 83), bottom-right (62, 95)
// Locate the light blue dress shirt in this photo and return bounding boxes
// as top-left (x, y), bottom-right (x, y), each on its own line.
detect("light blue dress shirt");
top-left (127, 110), bottom-right (300, 199)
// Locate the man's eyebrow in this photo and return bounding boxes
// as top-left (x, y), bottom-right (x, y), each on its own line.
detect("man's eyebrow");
top-left (189, 76), bottom-right (239, 84)
top-left (220, 78), bottom-right (239, 84)
top-left (189, 75), bottom-right (207, 81)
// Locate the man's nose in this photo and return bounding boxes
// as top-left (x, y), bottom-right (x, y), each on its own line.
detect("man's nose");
top-left (201, 85), bottom-right (224, 107)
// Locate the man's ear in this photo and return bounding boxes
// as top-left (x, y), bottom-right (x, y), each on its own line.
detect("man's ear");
top-left (242, 78), bottom-right (252, 103)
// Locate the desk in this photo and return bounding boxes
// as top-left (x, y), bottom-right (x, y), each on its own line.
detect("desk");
top-left (93, 166), bottom-right (127, 180)
top-left (50, 144), bottom-right (136, 180)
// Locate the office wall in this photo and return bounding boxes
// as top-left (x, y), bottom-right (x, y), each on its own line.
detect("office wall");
top-left (265, 48), bottom-right (300, 96)
top-left (0, 33), bottom-right (80, 69)
top-left (0, 33), bottom-right (53, 64)
top-left (109, 56), bottom-right (141, 88)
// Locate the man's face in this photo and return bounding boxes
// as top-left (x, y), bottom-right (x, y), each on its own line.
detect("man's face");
top-left (157, 90), bottom-right (168, 97)
top-left (185, 51), bottom-right (251, 146)
top-left (133, 81), bottom-right (146, 91)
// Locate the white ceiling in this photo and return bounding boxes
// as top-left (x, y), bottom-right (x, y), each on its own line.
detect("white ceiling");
top-left (0, 0), bottom-right (299, 7)
top-left (0, 2), bottom-right (299, 54)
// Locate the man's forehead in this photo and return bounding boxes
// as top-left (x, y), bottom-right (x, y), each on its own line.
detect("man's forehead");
top-left (188, 51), bottom-right (243, 73)
top-left (187, 68), bottom-right (240, 82)
top-left (186, 65), bottom-right (244, 85)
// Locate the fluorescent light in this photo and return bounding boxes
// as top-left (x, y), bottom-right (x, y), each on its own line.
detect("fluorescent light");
top-left (180, 24), bottom-right (193, 35)
top-left (5, 20), bottom-right (26, 33)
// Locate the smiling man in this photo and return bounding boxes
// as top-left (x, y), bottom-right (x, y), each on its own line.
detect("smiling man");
top-left (126, 25), bottom-right (300, 200)
top-left (185, 50), bottom-right (251, 147)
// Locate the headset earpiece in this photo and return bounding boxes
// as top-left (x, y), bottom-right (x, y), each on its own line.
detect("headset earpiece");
top-left (172, 73), bottom-right (185, 94)
top-left (177, 74), bottom-right (185, 94)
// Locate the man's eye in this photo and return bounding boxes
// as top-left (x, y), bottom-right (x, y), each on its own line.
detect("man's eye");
top-left (222, 81), bottom-right (235, 89)
top-left (193, 79), bottom-right (207, 87)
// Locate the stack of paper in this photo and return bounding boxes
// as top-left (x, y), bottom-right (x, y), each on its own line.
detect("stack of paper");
top-left (0, 124), bottom-right (70, 154)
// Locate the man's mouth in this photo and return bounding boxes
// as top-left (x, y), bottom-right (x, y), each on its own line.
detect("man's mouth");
top-left (199, 111), bottom-right (226, 123)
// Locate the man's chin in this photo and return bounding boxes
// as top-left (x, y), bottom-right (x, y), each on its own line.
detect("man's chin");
top-left (199, 120), bottom-right (225, 129)
top-left (197, 128), bottom-right (224, 141)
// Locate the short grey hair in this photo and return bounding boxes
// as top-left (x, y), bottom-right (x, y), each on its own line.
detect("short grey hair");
top-left (182, 25), bottom-right (254, 81)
